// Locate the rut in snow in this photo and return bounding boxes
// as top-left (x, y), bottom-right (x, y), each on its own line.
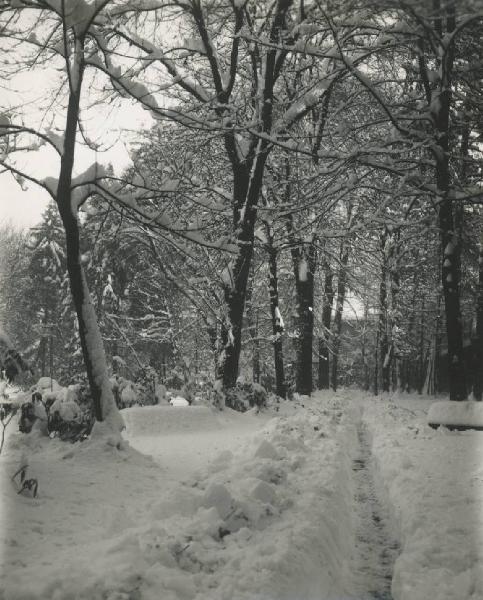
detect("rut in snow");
top-left (350, 420), bottom-right (399, 600)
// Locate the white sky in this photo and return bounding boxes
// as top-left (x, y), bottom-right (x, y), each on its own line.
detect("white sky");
top-left (0, 135), bottom-right (136, 230)
top-left (1, 58), bottom-right (153, 230)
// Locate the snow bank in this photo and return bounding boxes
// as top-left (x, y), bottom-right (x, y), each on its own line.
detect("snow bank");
top-left (365, 394), bottom-right (483, 600)
top-left (427, 400), bottom-right (483, 428)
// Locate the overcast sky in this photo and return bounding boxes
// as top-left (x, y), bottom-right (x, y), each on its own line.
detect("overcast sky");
top-left (2, 61), bottom-right (151, 231)
top-left (0, 132), bottom-right (136, 231)
top-left (0, 172), bottom-right (49, 229)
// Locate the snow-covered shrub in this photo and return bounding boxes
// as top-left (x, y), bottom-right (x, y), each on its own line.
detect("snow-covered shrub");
top-left (225, 381), bottom-right (267, 412)
top-left (47, 407), bottom-right (93, 442)
top-left (18, 377), bottom-right (93, 441)
top-left (212, 380), bottom-right (225, 410)
top-left (19, 398), bottom-right (47, 434)
top-left (111, 375), bottom-right (144, 408)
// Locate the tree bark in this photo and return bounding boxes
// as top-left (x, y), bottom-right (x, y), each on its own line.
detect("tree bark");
top-left (266, 227), bottom-right (286, 398)
top-left (473, 240), bottom-right (483, 400)
top-left (318, 263), bottom-right (334, 389)
top-left (287, 216), bottom-right (316, 396)
top-left (331, 231), bottom-right (351, 392)
top-left (294, 250), bottom-right (315, 395)
top-left (378, 230), bottom-right (390, 393)
top-left (432, 2), bottom-right (467, 400)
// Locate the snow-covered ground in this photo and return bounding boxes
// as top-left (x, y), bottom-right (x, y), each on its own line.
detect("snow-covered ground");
top-left (1, 391), bottom-right (482, 599)
top-left (365, 394), bottom-right (483, 600)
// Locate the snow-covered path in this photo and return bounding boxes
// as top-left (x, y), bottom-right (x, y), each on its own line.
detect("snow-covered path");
top-left (122, 405), bottom-right (270, 481)
top-left (351, 418), bottom-right (399, 600)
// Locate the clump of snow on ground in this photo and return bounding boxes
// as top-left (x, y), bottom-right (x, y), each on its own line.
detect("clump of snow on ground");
top-left (427, 399), bottom-right (483, 428)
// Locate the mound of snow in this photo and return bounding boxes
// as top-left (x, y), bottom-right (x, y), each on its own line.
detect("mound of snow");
top-left (169, 396), bottom-right (189, 407)
top-left (34, 377), bottom-right (61, 392)
top-left (428, 400), bottom-right (483, 428)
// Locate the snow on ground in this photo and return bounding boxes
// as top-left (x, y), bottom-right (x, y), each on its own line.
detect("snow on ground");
top-left (365, 393), bottom-right (483, 600)
top-left (1, 391), bottom-right (483, 600)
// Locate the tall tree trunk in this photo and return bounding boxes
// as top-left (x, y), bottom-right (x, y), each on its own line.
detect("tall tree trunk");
top-left (361, 300), bottom-right (370, 391)
top-left (331, 231), bottom-right (351, 392)
top-left (294, 251), bottom-right (315, 395)
top-left (266, 227), bottom-right (286, 398)
top-left (287, 224), bottom-right (316, 396)
top-left (318, 263), bottom-right (334, 389)
top-left (473, 239), bottom-right (483, 400)
top-left (206, 322), bottom-right (218, 378)
top-left (374, 328), bottom-right (379, 396)
top-left (252, 311), bottom-right (261, 383)
top-left (378, 230), bottom-right (390, 393)
top-left (418, 295), bottom-right (426, 394)
top-left (378, 225), bottom-right (401, 393)
top-left (219, 162), bottom-right (263, 389)
top-left (244, 275), bottom-right (260, 383)
top-left (54, 43), bottom-right (121, 430)
top-left (432, 1), bottom-right (467, 400)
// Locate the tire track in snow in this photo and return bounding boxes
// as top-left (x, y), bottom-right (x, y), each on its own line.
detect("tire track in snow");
top-left (350, 418), bottom-right (399, 600)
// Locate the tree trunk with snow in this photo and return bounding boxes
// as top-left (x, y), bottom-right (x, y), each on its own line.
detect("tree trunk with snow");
top-left (266, 228), bottom-right (286, 398)
top-left (378, 234), bottom-right (390, 393)
top-left (473, 240), bottom-right (483, 400)
top-left (287, 216), bottom-right (316, 396)
top-left (54, 42), bottom-right (121, 430)
top-left (318, 264), bottom-right (334, 389)
top-left (432, 2), bottom-right (467, 400)
top-left (252, 313), bottom-right (261, 384)
top-left (294, 252), bottom-right (316, 396)
top-left (219, 162), bottom-right (265, 390)
top-left (331, 239), bottom-right (350, 392)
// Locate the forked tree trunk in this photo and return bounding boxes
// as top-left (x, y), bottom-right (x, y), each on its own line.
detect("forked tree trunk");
top-left (217, 1), bottom-right (291, 392)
